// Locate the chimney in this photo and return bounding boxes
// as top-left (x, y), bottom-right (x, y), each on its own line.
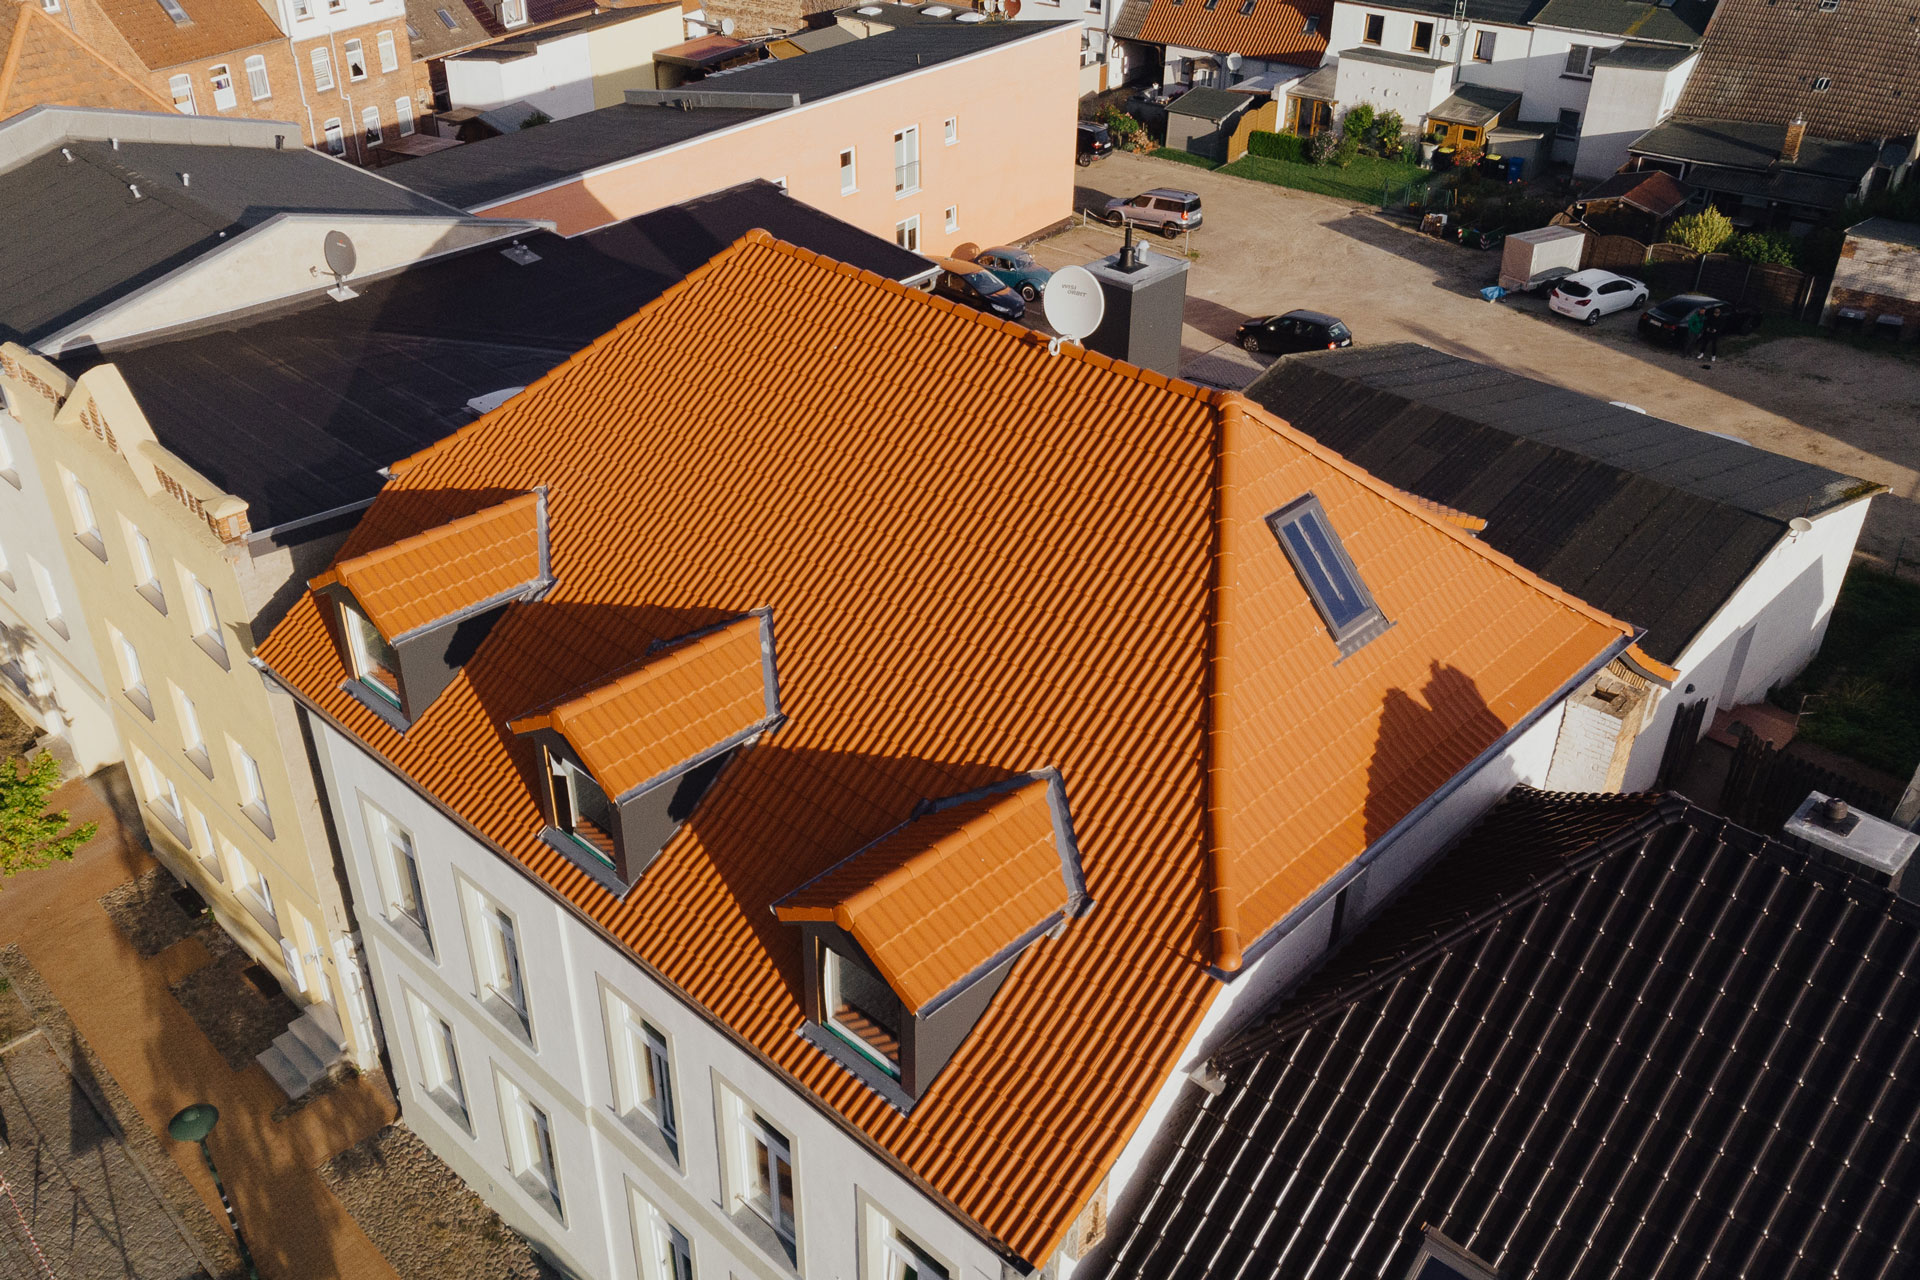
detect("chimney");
top-left (1784, 791), bottom-right (1919, 900)
top-left (1781, 117), bottom-right (1806, 164)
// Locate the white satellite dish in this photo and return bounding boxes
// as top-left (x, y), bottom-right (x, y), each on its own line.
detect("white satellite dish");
top-left (1043, 265), bottom-right (1105, 348)
top-left (1225, 51), bottom-right (1243, 71)
top-left (1789, 516), bottom-right (1814, 535)
top-left (719, 15), bottom-right (735, 33)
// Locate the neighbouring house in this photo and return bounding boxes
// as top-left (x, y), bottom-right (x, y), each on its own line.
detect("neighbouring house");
top-left (835, 1), bottom-right (1112, 97)
top-left (389, 22), bottom-right (1081, 254)
top-left (1626, 118), bottom-right (1900, 232)
top-left (402, 0), bottom-right (605, 112)
top-left (0, 0), bottom-right (174, 121)
top-left (1246, 343), bottom-right (1881, 794)
top-left (265, 0), bottom-right (435, 164)
top-left (1822, 218), bottom-right (1920, 337)
top-left (438, 3), bottom-right (681, 120)
top-left (1569, 165), bottom-right (1688, 238)
top-left (255, 226), bottom-right (1644, 1280)
top-left (1088, 786), bottom-right (1920, 1280)
top-left (1109, 0), bottom-right (1330, 92)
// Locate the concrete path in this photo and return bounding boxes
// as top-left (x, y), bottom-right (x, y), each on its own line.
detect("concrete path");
top-left (1036, 151), bottom-right (1920, 573)
top-left (0, 769), bottom-right (403, 1280)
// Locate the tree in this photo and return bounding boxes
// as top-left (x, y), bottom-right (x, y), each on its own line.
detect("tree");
top-left (0, 753), bottom-right (94, 886)
top-left (1666, 208), bottom-right (1735, 255)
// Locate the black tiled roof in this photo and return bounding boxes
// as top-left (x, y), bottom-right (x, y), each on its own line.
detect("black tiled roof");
top-left (62, 181), bottom-right (928, 530)
top-left (394, 22), bottom-right (1058, 209)
top-left (1244, 344), bottom-right (1875, 664)
top-left (1095, 788), bottom-right (1920, 1280)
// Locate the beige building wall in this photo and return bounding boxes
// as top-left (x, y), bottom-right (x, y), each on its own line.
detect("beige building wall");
top-left (0, 342), bottom-right (379, 1069)
top-left (587, 5), bottom-right (683, 108)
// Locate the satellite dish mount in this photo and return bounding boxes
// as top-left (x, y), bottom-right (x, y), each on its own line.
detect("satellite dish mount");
top-left (323, 229), bottom-right (359, 302)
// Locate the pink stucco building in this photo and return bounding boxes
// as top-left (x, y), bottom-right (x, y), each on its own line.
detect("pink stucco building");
top-left (394, 21), bottom-right (1080, 257)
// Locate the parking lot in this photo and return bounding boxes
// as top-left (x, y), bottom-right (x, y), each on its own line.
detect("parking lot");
top-left (1027, 152), bottom-right (1920, 571)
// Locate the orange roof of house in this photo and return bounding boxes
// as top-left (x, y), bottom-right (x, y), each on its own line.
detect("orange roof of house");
top-left (258, 231), bottom-right (1634, 1264)
top-left (310, 491), bottom-right (546, 641)
top-left (775, 775), bottom-right (1080, 1014)
top-left (509, 612), bottom-right (776, 798)
top-left (0, 2), bottom-right (173, 119)
top-left (87, 0), bottom-right (282, 69)
top-left (1131, 0), bottom-right (1331, 66)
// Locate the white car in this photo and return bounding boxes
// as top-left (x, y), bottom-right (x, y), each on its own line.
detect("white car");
top-left (1548, 269), bottom-right (1650, 325)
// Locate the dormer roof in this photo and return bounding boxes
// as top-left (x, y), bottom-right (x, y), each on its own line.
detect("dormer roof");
top-left (775, 772), bottom-right (1087, 1015)
top-left (311, 490), bottom-right (549, 641)
top-left (509, 611), bottom-right (780, 799)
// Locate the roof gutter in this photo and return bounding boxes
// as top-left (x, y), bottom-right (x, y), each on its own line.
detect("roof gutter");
top-left (1215, 628), bottom-right (1636, 981)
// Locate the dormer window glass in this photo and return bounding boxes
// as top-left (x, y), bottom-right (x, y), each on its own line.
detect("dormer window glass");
top-left (344, 603), bottom-right (401, 706)
top-left (824, 948), bottom-right (903, 1077)
top-left (550, 752), bottom-right (616, 866)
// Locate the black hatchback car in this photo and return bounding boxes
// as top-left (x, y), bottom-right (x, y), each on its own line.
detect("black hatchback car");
top-left (931, 257), bottom-right (1026, 320)
top-left (1238, 309), bottom-right (1354, 354)
top-left (1637, 293), bottom-right (1761, 346)
top-left (1077, 121), bottom-right (1114, 166)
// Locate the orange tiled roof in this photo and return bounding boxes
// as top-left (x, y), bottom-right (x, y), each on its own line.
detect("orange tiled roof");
top-left (259, 231), bottom-right (1634, 1264)
top-left (0, 2), bottom-right (173, 119)
top-left (1401, 493), bottom-right (1487, 533)
top-left (1132, 0), bottom-right (1332, 66)
top-left (88, 0), bottom-right (282, 69)
top-left (509, 613), bottom-right (776, 798)
top-left (775, 775), bottom-right (1082, 1013)
top-left (309, 491), bottom-right (547, 641)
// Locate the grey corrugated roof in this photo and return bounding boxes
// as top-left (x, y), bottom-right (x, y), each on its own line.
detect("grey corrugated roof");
top-left (61, 181), bottom-right (929, 530)
top-left (1244, 343), bottom-right (1876, 662)
top-left (1167, 87), bottom-right (1249, 121)
top-left (1095, 788), bottom-right (1920, 1280)
top-left (394, 22), bottom-right (1057, 209)
top-left (1428, 82), bottom-right (1518, 125)
top-left (0, 139), bottom-right (461, 347)
top-left (1596, 38), bottom-right (1695, 69)
top-left (1530, 0), bottom-right (1710, 42)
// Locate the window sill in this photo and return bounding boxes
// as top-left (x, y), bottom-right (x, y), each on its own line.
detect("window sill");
top-left (145, 802), bottom-right (191, 851)
top-left (613, 1105), bottom-right (682, 1167)
top-left (512, 1170), bottom-right (564, 1221)
top-left (537, 825), bottom-right (633, 896)
top-left (894, 187), bottom-right (921, 201)
top-left (1561, 73), bottom-right (1593, 81)
top-left (136, 582), bottom-right (167, 615)
top-left (241, 801), bottom-right (275, 840)
top-left (74, 533), bottom-right (107, 563)
top-left (384, 909), bottom-right (434, 961)
top-left (184, 746), bottom-right (213, 779)
top-left (341, 679), bottom-right (411, 733)
top-left (480, 990), bottom-right (532, 1045)
top-left (45, 617), bottom-right (69, 641)
top-left (800, 1021), bottom-right (916, 1113)
top-left (241, 891), bottom-right (280, 938)
top-left (427, 1086), bottom-right (470, 1134)
top-left (0, 572), bottom-right (12, 592)
top-left (729, 1204), bottom-right (799, 1270)
top-left (124, 687), bottom-right (155, 720)
top-left (193, 632), bottom-right (230, 670)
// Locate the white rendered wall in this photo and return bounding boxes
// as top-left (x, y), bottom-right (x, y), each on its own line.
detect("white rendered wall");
top-left (1519, 27), bottom-right (1617, 160)
top-left (307, 714), bottom-right (1017, 1280)
top-left (1332, 55), bottom-right (1452, 123)
top-left (1573, 55), bottom-right (1694, 179)
top-left (1326, 3), bottom-right (1530, 93)
top-left (446, 35), bottom-right (599, 119)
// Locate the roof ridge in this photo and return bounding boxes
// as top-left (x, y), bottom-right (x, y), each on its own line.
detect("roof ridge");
top-left (315, 489), bottom-right (539, 585)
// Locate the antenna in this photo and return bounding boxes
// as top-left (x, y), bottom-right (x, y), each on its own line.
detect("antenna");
top-left (1043, 265), bottom-right (1105, 355)
top-left (322, 229), bottom-right (360, 301)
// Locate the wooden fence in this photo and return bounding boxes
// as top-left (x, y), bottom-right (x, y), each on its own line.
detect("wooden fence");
top-left (1537, 227), bottom-right (1819, 317)
top-left (1718, 728), bottom-right (1894, 836)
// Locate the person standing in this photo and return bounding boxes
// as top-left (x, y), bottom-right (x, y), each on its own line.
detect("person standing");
top-left (1684, 305), bottom-right (1706, 359)
top-left (1697, 306), bottom-right (1723, 369)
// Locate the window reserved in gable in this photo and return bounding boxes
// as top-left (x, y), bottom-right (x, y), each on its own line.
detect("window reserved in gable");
top-left (1267, 495), bottom-right (1390, 657)
top-left (823, 948), bottom-right (903, 1077)
top-left (840, 147), bottom-right (857, 193)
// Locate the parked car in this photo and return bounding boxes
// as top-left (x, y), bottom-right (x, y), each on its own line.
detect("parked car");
top-left (1104, 188), bottom-right (1203, 238)
top-left (930, 258), bottom-right (1026, 320)
top-left (1237, 309), bottom-right (1353, 355)
top-left (1638, 293), bottom-right (1761, 346)
top-left (1077, 121), bottom-right (1113, 166)
top-left (974, 247), bottom-right (1052, 301)
top-left (1548, 269), bottom-right (1650, 325)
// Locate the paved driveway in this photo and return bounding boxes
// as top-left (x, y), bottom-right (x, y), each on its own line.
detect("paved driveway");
top-left (1030, 152), bottom-right (1920, 571)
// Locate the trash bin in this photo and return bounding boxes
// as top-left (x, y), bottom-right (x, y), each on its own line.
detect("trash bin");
top-left (1481, 153), bottom-right (1504, 179)
top-left (1434, 146), bottom-right (1455, 172)
top-left (1504, 154), bottom-right (1526, 184)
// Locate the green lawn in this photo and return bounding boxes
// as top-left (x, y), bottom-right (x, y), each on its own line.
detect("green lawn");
top-left (1218, 153), bottom-right (1430, 204)
top-left (1773, 568), bottom-right (1920, 779)
top-left (1147, 147), bottom-right (1220, 171)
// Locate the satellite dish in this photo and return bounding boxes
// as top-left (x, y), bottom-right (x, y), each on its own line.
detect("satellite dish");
top-left (1043, 264), bottom-right (1105, 345)
top-left (1225, 51), bottom-right (1242, 71)
top-left (322, 229), bottom-right (359, 301)
top-left (1005, 0), bottom-right (1020, 16)
top-left (1789, 516), bottom-right (1814, 535)
top-left (719, 16), bottom-right (734, 34)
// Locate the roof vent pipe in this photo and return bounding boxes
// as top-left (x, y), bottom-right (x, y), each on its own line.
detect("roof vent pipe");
top-left (128, 183), bottom-right (142, 200)
top-left (110, 137), bottom-right (119, 149)
top-left (1784, 790), bottom-right (1919, 899)
top-left (60, 147), bottom-right (73, 162)
top-left (180, 171), bottom-right (190, 187)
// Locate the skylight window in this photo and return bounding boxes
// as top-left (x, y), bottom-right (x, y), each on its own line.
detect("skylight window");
top-left (156, 0), bottom-right (189, 23)
top-left (1303, 12), bottom-right (1319, 31)
top-left (1267, 495), bottom-right (1391, 657)
top-left (1238, 0), bottom-right (1253, 11)
top-left (1812, 75), bottom-right (1832, 91)
top-left (436, 6), bottom-right (458, 26)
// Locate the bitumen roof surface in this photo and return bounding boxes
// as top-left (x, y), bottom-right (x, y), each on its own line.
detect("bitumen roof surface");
top-left (1338, 45), bottom-right (1447, 71)
top-left (1530, 0), bottom-right (1710, 42)
top-left (59, 181), bottom-right (929, 530)
top-left (1093, 787), bottom-right (1920, 1280)
top-left (0, 137), bottom-right (459, 346)
top-left (1429, 83), bottom-right (1518, 126)
top-left (1167, 87), bottom-right (1248, 121)
top-left (1595, 38), bottom-right (1695, 69)
top-left (394, 22), bottom-right (1057, 209)
top-left (1631, 118), bottom-right (1882, 180)
top-left (1245, 343), bottom-right (1875, 663)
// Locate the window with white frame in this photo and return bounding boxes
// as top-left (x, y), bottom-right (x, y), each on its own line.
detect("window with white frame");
top-left (397, 98), bottom-right (415, 135)
top-left (174, 686), bottom-right (211, 775)
top-left (469, 888), bottom-right (530, 1035)
top-left (823, 947), bottom-right (902, 1076)
top-left (292, 0), bottom-right (310, 16)
top-left (631, 1185), bottom-right (696, 1280)
top-left (1563, 44), bottom-right (1599, 78)
top-left (185, 572), bottom-right (227, 665)
top-left (362, 105), bottom-right (383, 146)
top-left (340, 601), bottom-right (400, 705)
top-left (1473, 29), bottom-right (1495, 61)
top-left (344, 38), bottom-right (368, 81)
top-left (943, 116), bottom-right (956, 146)
top-left (279, 912), bottom-right (311, 994)
top-left (245, 54), bottom-right (270, 100)
top-left (730, 1101), bottom-right (796, 1254)
top-left (324, 119), bottom-right (345, 154)
top-left (863, 1203), bottom-right (949, 1280)
top-left (0, 423), bottom-right (17, 486)
top-left (232, 742), bottom-right (272, 834)
top-left (605, 990), bottom-right (678, 1156)
top-left (894, 216), bottom-right (919, 253)
top-left (943, 205), bottom-right (957, 234)
top-left (113, 629), bottom-right (152, 716)
top-left (312, 48), bottom-right (334, 93)
top-left (548, 752), bottom-right (615, 866)
top-left (0, 540), bottom-right (14, 591)
top-left (126, 523), bottom-right (165, 612)
top-left (501, 0), bottom-right (527, 23)
top-left (169, 74), bottom-right (195, 113)
top-left (209, 63), bottom-right (236, 110)
top-left (65, 473), bottom-right (105, 560)
top-left (189, 806), bottom-right (220, 879)
top-left (135, 752), bottom-right (185, 832)
top-left (839, 148), bottom-right (857, 194)
top-left (893, 126), bottom-right (919, 195)
top-left (378, 29), bottom-right (399, 72)
top-left (497, 1074), bottom-right (561, 1213)
top-left (406, 990), bottom-right (469, 1126)
top-left (365, 803), bottom-right (430, 948)
top-left (29, 559), bottom-right (66, 637)
top-left (41, 0), bottom-right (60, 12)
top-left (229, 841), bottom-right (276, 922)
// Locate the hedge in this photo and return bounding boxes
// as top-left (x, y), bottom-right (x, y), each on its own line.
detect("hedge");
top-left (1247, 131), bottom-right (1304, 164)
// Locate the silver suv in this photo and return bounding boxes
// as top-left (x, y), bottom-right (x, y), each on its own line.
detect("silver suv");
top-left (1103, 188), bottom-right (1203, 237)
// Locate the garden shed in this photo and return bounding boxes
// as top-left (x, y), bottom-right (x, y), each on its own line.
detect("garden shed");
top-left (1821, 218), bottom-right (1920, 338)
top-left (1166, 88), bottom-right (1257, 162)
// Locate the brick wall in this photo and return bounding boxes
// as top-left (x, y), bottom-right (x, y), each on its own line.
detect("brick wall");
top-left (292, 20), bottom-right (435, 161)
top-left (700, 0), bottom-right (840, 39)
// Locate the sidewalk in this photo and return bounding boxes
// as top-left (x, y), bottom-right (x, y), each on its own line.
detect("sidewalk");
top-left (0, 768), bottom-right (403, 1280)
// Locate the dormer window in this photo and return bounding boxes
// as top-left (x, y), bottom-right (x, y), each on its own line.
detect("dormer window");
top-left (774, 770), bottom-right (1091, 1109)
top-left (310, 489), bottom-right (551, 730)
top-left (509, 611), bottom-right (784, 891)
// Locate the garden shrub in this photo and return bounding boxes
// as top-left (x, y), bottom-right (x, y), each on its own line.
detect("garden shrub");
top-left (1666, 207), bottom-right (1735, 254)
top-left (1342, 103), bottom-right (1375, 143)
top-left (1247, 130), bottom-right (1304, 163)
top-left (1725, 231), bottom-right (1797, 266)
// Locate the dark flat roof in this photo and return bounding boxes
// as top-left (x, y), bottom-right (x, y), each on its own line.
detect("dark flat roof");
top-left (1530, 0), bottom-right (1709, 42)
top-left (1, 139), bottom-right (458, 346)
top-left (1429, 82), bottom-right (1518, 126)
top-left (1167, 87), bottom-right (1249, 121)
top-left (395, 22), bottom-right (1057, 209)
top-left (1324, 0), bottom-right (1538, 26)
top-left (1631, 118), bottom-right (1881, 180)
top-left (58, 182), bottom-right (931, 531)
top-left (1096, 787), bottom-right (1920, 1280)
top-left (1596, 38), bottom-right (1695, 69)
top-left (1245, 343), bottom-right (1874, 663)
top-left (1337, 46), bottom-right (1446, 72)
